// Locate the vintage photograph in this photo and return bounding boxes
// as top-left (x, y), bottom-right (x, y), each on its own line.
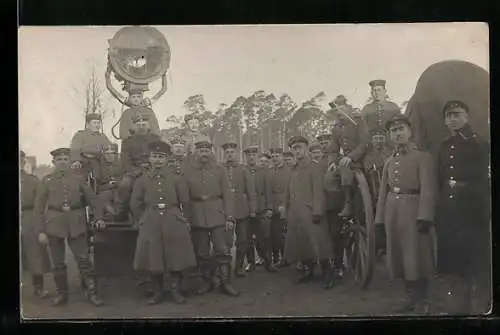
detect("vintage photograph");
top-left (18, 23), bottom-right (490, 319)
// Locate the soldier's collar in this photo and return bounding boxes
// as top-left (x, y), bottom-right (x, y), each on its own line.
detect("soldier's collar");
top-left (455, 124), bottom-right (475, 140)
top-left (224, 161), bottom-right (240, 167)
top-left (393, 142), bottom-right (416, 156)
top-left (149, 168), bottom-right (168, 178)
top-left (192, 158), bottom-right (213, 170)
top-left (296, 156), bottom-right (311, 169)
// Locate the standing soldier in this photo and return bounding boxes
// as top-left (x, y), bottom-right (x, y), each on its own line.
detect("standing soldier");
top-left (283, 151), bottom-right (296, 167)
top-left (374, 115), bottom-right (436, 314)
top-left (221, 141), bottom-right (257, 277)
top-left (167, 138), bottom-right (188, 176)
top-left (268, 147), bottom-right (289, 267)
top-left (309, 141), bottom-right (323, 163)
top-left (97, 143), bottom-right (123, 218)
top-left (181, 138), bottom-right (239, 297)
top-left (131, 141), bottom-right (197, 305)
top-left (244, 146), bottom-right (278, 273)
top-left (21, 150), bottom-right (51, 299)
top-left (435, 101), bottom-right (490, 313)
top-left (284, 136), bottom-right (335, 289)
top-left (34, 148), bottom-right (106, 307)
top-left (258, 152), bottom-right (271, 169)
top-left (181, 113), bottom-right (205, 160)
top-left (115, 114), bottom-right (161, 214)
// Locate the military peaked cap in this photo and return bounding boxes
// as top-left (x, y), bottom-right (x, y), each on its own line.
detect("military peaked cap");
top-left (195, 138), bottom-right (213, 149)
top-left (283, 151), bottom-right (294, 157)
top-left (184, 113), bottom-right (201, 123)
top-left (170, 138), bottom-right (186, 145)
top-left (316, 134), bottom-right (331, 141)
top-left (442, 100), bottom-right (469, 115)
top-left (259, 152), bottom-right (271, 159)
top-left (149, 141), bottom-right (171, 155)
top-left (288, 136), bottom-right (309, 147)
top-left (222, 142), bottom-right (238, 150)
top-left (334, 95), bottom-right (348, 106)
top-left (309, 142), bottom-right (321, 151)
top-left (369, 79), bottom-right (386, 88)
top-left (132, 113), bottom-right (150, 123)
top-left (50, 147), bottom-right (71, 157)
top-left (385, 114), bottom-right (411, 131)
top-left (85, 113), bottom-right (102, 122)
top-left (269, 147), bottom-right (283, 154)
top-left (243, 145), bottom-right (259, 154)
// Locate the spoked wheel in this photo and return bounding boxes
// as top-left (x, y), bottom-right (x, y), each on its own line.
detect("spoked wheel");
top-left (343, 169), bottom-right (375, 289)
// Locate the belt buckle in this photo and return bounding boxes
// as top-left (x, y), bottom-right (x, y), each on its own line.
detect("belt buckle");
top-left (448, 180), bottom-right (456, 188)
top-left (157, 203), bottom-right (166, 210)
top-left (393, 187), bottom-right (401, 193)
top-left (200, 195), bottom-right (209, 201)
top-left (62, 204), bottom-right (71, 212)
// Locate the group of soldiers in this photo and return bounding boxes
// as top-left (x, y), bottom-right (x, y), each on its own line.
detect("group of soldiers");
top-left (21, 79), bottom-right (490, 314)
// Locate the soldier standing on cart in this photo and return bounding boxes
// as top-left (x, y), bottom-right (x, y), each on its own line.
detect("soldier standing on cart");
top-left (221, 141), bottom-right (257, 277)
top-left (97, 143), bottom-right (123, 217)
top-left (130, 141), bottom-right (197, 305)
top-left (284, 136), bottom-right (335, 289)
top-left (374, 115), bottom-right (436, 314)
top-left (243, 145), bottom-right (278, 273)
top-left (181, 138), bottom-right (240, 297)
top-left (435, 100), bottom-right (490, 313)
top-left (34, 148), bottom-right (106, 307)
top-left (21, 150), bottom-right (51, 299)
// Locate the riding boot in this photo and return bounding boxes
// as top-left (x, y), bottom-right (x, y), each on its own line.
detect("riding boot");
top-left (394, 280), bottom-right (418, 313)
top-left (319, 260), bottom-right (335, 290)
top-left (32, 274), bottom-right (49, 299)
top-left (219, 263), bottom-right (240, 297)
top-left (295, 260), bottom-right (315, 284)
top-left (263, 248), bottom-right (278, 273)
top-left (170, 272), bottom-right (186, 304)
top-left (51, 271), bottom-right (69, 307)
top-left (246, 245), bottom-right (256, 272)
top-left (414, 279), bottom-right (431, 314)
top-left (147, 273), bottom-right (164, 305)
top-left (85, 276), bottom-right (104, 307)
top-left (235, 251), bottom-right (247, 277)
top-left (338, 186), bottom-right (353, 217)
top-left (196, 264), bottom-right (214, 295)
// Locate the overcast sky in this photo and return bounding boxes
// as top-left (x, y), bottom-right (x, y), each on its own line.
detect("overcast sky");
top-left (19, 23), bottom-right (488, 164)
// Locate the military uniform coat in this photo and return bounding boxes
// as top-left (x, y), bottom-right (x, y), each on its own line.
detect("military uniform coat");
top-left (375, 143), bottom-right (436, 281)
top-left (223, 161), bottom-right (257, 219)
top-left (318, 154), bottom-right (344, 213)
top-left (121, 132), bottom-right (161, 172)
top-left (330, 114), bottom-right (367, 164)
top-left (247, 165), bottom-right (272, 213)
top-left (34, 169), bottom-right (103, 238)
top-left (181, 159), bottom-right (234, 228)
top-left (269, 164), bottom-right (289, 214)
top-left (21, 170), bottom-right (51, 274)
top-left (119, 106), bottom-right (161, 139)
top-left (131, 169), bottom-right (197, 273)
top-left (435, 126), bottom-right (490, 278)
top-left (70, 129), bottom-right (112, 162)
top-left (284, 157), bottom-right (333, 262)
top-left (99, 159), bottom-right (123, 188)
top-left (180, 130), bottom-right (205, 157)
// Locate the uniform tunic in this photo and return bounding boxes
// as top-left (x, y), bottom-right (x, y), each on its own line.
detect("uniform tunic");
top-left (131, 169), bottom-right (197, 273)
top-left (21, 170), bottom-right (50, 275)
top-left (119, 106), bottom-right (161, 139)
top-left (70, 129), bottom-right (112, 162)
top-left (247, 165), bottom-right (272, 214)
top-left (121, 132), bottom-right (161, 173)
top-left (223, 161), bottom-right (257, 220)
top-left (375, 143), bottom-right (436, 281)
top-left (284, 157), bottom-right (333, 262)
top-left (435, 126), bottom-right (490, 278)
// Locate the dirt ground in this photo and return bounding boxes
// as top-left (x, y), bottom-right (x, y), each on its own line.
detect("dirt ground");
top-left (20, 249), bottom-right (492, 319)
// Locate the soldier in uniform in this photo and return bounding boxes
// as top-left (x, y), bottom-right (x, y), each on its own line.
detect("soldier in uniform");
top-left (167, 138), bottom-right (188, 176)
top-left (435, 100), bottom-right (490, 313)
top-left (97, 143), bottom-right (123, 218)
top-left (268, 147), bottom-right (289, 267)
top-left (243, 146), bottom-right (278, 273)
top-left (70, 113), bottom-right (112, 180)
top-left (221, 141), bottom-right (257, 277)
top-left (21, 150), bottom-right (51, 299)
top-left (131, 141), bottom-right (197, 305)
top-left (283, 151), bottom-right (296, 167)
top-left (374, 115), bottom-right (436, 314)
top-left (116, 114), bottom-right (161, 214)
top-left (181, 113), bottom-right (205, 160)
top-left (34, 148), bottom-right (106, 307)
top-left (258, 152), bottom-right (271, 169)
top-left (181, 138), bottom-right (240, 297)
top-left (309, 141), bottom-right (323, 163)
top-left (284, 136), bottom-right (335, 289)
top-left (116, 89), bottom-right (161, 139)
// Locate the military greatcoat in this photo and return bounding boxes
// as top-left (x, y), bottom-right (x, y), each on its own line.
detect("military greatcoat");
top-left (247, 165), bottom-right (272, 214)
top-left (435, 125), bottom-right (490, 278)
top-left (223, 161), bottom-right (257, 220)
top-left (375, 143), bottom-right (436, 281)
top-left (21, 170), bottom-right (50, 275)
top-left (284, 157), bottom-right (333, 262)
top-left (131, 168), bottom-right (197, 273)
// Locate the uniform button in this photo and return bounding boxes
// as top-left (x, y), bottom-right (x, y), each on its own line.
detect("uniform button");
top-left (396, 196), bottom-right (400, 199)
top-left (159, 197), bottom-right (163, 200)
top-left (450, 145), bottom-right (455, 149)
top-left (449, 195), bottom-right (454, 199)
top-left (450, 176), bottom-right (455, 180)
top-left (450, 166), bottom-right (454, 169)
top-left (450, 155), bottom-right (454, 159)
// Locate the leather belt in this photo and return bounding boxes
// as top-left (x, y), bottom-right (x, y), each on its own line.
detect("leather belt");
top-left (151, 203), bottom-right (178, 210)
top-left (192, 195), bottom-right (222, 202)
top-left (48, 204), bottom-right (83, 212)
top-left (389, 187), bottom-right (419, 195)
top-left (446, 179), bottom-right (467, 188)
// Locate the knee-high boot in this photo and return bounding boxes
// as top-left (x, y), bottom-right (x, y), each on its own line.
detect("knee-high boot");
top-left (170, 272), bottom-right (186, 304)
top-left (32, 274), bottom-right (49, 299)
top-left (147, 273), bottom-right (164, 305)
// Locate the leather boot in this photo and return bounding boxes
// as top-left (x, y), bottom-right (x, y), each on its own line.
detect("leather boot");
top-left (170, 273), bottom-right (186, 304)
top-left (320, 260), bottom-right (335, 290)
top-left (80, 274), bottom-right (87, 290)
top-left (246, 245), bottom-right (256, 272)
top-left (235, 252), bottom-right (247, 277)
top-left (338, 186), bottom-right (353, 217)
top-left (85, 276), bottom-right (104, 307)
top-left (219, 264), bottom-right (240, 297)
top-left (51, 271), bottom-right (69, 307)
top-left (196, 265), bottom-right (214, 295)
top-left (414, 279), bottom-right (431, 314)
top-left (394, 281), bottom-right (418, 313)
top-left (147, 274), bottom-right (164, 305)
top-left (295, 261), bottom-right (315, 284)
top-left (264, 257), bottom-right (278, 273)
top-left (32, 274), bottom-right (49, 299)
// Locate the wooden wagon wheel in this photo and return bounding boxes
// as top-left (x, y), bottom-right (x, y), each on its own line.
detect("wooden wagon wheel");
top-left (343, 169), bottom-right (375, 289)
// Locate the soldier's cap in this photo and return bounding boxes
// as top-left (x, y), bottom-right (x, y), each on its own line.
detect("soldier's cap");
top-left (148, 141), bottom-right (171, 155)
top-left (269, 147), bottom-right (283, 154)
top-left (20, 150), bottom-right (26, 158)
top-left (195, 139), bottom-right (213, 149)
top-left (442, 100), bottom-right (469, 115)
top-left (334, 95), bottom-right (348, 106)
top-left (316, 134), bottom-right (331, 141)
top-left (283, 151), bottom-right (294, 157)
top-left (132, 113), bottom-right (150, 123)
top-left (369, 79), bottom-right (386, 88)
top-left (243, 145), bottom-right (259, 154)
top-left (184, 113), bottom-right (201, 123)
top-left (85, 113), bottom-right (102, 122)
top-left (170, 138), bottom-right (186, 145)
top-left (222, 142), bottom-right (238, 150)
top-left (288, 136), bottom-right (309, 147)
top-left (386, 114), bottom-right (411, 131)
top-left (50, 147), bottom-right (71, 158)
top-left (104, 143), bottom-right (119, 152)
top-left (309, 142), bottom-right (321, 151)
top-left (259, 152), bottom-right (271, 159)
